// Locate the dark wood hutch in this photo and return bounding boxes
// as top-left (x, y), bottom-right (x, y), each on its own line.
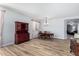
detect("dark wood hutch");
top-left (15, 21), bottom-right (30, 44)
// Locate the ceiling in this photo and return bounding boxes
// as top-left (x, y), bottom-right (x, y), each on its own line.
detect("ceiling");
top-left (0, 3), bottom-right (79, 19)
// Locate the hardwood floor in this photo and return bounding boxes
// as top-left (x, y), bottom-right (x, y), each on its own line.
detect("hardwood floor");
top-left (0, 39), bottom-right (73, 56)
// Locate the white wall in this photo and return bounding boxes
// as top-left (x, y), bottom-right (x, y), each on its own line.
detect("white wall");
top-left (41, 18), bottom-right (65, 39)
top-left (0, 7), bottom-right (39, 46)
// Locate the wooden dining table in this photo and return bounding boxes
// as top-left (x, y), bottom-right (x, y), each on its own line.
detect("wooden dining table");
top-left (39, 31), bottom-right (54, 39)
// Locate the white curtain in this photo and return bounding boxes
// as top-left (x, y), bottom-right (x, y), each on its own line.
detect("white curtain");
top-left (31, 21), bottom-right (40, 38)
top-left (33, 21), bottom-right (40, 31)
top-left (0, 10), bottom-right (5, 47)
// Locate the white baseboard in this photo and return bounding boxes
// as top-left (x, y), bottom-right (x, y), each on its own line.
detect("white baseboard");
top-left (54, 37), bottom-right (67, 39)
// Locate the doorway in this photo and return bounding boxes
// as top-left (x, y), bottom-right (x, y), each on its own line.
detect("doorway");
top-left (65, 19), bottom-right (79, 39)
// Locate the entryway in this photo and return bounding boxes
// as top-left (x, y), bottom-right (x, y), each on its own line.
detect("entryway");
top-left (65, 19), bottom-right (79, 39)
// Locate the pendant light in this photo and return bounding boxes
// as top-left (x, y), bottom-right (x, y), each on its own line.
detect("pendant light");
top-left (44, 16), bottom-right (48, 25)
